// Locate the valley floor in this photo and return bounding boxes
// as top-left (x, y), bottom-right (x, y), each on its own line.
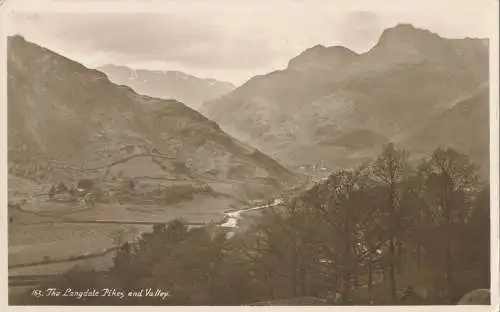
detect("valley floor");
top-left (7, 173), bottom-right (290, 299)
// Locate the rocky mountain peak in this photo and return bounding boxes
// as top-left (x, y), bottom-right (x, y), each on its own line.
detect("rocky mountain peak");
top-left (372, 23), bottom-right (448, 54)
top-left (287, 44), bottom-right (358, 70)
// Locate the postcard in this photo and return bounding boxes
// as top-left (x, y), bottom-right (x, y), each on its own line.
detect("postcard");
top-left (0, 0), bottom-right (498, 310)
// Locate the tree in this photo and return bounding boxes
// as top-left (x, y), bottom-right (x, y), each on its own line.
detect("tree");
top-left (49, 185), bottom-right (56, 199)
top-left (466, 186), bottom-right (490, 288)
top-left (310, 167), bottom-right (374, 304)
top-left (371, 143), bottom-right (409, 303)
top-left (451, 185), bottom-right (490, 299)
top-left (112, 242), bottom-right (136, 286)
top-left (399, 168), bottom-right (429, 272)
top-left (419, 148), bottom-right (479, 301)
top-left (356, 184), bottom-right (387, 294)
top-left (14, 144), bottom-right (487, 306)
top-left (56, 181), bottom-right (68, 193)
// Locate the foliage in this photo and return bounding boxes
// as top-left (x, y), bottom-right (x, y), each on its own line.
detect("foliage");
top-left (17, 146), bottom-right (490, 305)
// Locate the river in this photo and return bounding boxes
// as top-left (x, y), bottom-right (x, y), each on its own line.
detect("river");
top-left (220, 198), bottom-right (284, 231)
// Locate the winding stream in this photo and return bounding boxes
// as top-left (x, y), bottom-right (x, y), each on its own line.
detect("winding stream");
top-left (220, 198), bottom-right (284, 229)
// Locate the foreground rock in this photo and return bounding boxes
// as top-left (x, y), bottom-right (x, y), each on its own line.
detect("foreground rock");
top-left (457, 289), bottom-right (490, 305)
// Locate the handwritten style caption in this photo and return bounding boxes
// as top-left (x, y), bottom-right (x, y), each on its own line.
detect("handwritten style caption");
top-left (31, 288), bottom-right (171, 300)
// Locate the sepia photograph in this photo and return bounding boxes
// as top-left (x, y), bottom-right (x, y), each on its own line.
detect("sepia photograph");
top-left (1, 0), bottom-right (498, 308)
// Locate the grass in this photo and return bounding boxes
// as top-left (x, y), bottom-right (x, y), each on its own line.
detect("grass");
top-left (7, 174), bottom-right (253, 285)
top-left (8, 252), bottom-right (116, 299)
top-left (7, 194), bottom-right (235, 274)
top-left (9, 252), bottom-right (116, 278)
top-left (8, 223), bottom-right (143, 266)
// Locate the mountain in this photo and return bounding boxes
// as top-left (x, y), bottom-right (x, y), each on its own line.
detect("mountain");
top-left (397, 86), bottom-right (490, 174)
top-left (96, 64), bottom-right (235, 109)
top-left (200, 24), bottom-right (489, 172)
top-left (287, 44), bottom-right (358, 71)
top-left (7, 36), bottom-right (296, 204)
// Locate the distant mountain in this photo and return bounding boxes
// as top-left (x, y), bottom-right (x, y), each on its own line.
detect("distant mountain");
top-left (97, 64), bottom-right (235, 109)
top-left (7, 36), bottom-right (296, 202)
top-left (200, 24), bottom-right (489, 172)
top-left (319, 129), bottom-right (389, 151)
top-left (397, 86), bottom-right (489, 174)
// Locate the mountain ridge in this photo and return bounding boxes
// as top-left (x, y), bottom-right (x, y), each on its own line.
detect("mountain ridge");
top-left (8, 35), bottom-right (297, 203)
top-left (200, 23), bottom-right (489, 173)
top-left (97, 63), bottom-right (235, 110)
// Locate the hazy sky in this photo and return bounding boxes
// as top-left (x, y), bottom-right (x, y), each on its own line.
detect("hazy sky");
top-left (3, 0), bottom-right (497, 85)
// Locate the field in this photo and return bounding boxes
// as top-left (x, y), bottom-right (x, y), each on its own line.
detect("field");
top-left (59, 194), bottom-right (232, 223)
top-left (7, 171), bottom-right (274, 304)
top-left (9, 251), bottom-right (116, 277)
top-left (6, 175), bottom-right (278, 303)
top-left (8, 198), bottom-right (230, 266)
top-left (8, 252), bottom-right (117, 300)
top-left (7, 175), bottom-right (241, 281)
top-left (8, 223), bottom-right (145, 266)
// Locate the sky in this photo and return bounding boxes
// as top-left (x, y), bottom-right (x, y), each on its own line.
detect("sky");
top-left (3, 0), bottom-right (497, 85)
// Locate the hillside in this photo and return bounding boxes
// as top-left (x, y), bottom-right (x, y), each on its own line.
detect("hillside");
top-left (200, 24), bottom-right (489, 172)
top-left (397, 86), bottom-right (490, 174)
top-left (7, 35), bottom-right (296, 203)
top-left (97, 64), bottom-right (235, 110)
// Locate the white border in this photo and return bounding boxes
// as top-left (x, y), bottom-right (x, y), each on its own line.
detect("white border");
top-left (0, 0), bottom-right (7, 310)
top-left (0, 0), bottom-right (498, 311)
top-left (0, 0), bottom-right (495, 14)
top-left (489, 0), bottom-right (500, 309)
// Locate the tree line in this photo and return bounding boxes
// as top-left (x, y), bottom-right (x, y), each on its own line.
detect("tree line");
top-left (13, 144), bottom-right (490, 305)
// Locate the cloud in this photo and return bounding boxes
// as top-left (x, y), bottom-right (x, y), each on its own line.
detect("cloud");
top-left (8, 12), bottom-right (289, 71)
top-left (5, 1), bottom-right (495, 84)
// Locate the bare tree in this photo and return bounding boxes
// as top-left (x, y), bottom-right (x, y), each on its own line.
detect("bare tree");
top-left (371, 143), bottom-right (409, 303)
top-left (311, 168), bottom-right (373, 304)
top-left (419, 148), bottom-right (479, 299)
